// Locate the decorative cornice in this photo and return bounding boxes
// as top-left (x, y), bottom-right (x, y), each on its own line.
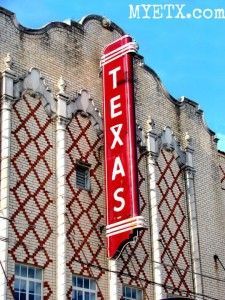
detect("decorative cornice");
top-left (159, 127), bottom-right (186, 167)
top-left (1, 54), bottom-right (16, 105)
top-left (14, 68), bottom-right (56, 117)
top-left (0, 6), bottom-right (217, 141)
top-left (78, 15), bottom-right (125, 35)
top-left (0, 6), bottom-right (83, 35)
top-left (135, 53), bottom-right (217, 141)
top-left (178, 96), bottom-right (216, 137)
top-left (146, 123), bottom-right (197, 173)
top-left (145, 116), bottom-right (158, 161)
top-left (12, 68), bottom-right (103, 134)
top-left (57, 76), bottom-right (67, 96)
top-left (146, 123), bottom-right (188, 167)
top-left (0, 7), bottom-right (124, 36)
top-left (68, 89), bottom-right (103, 135)
top-left (101, 18), bottom-right (112, 30)
top-left (136, 54), bottom-right (177, 107)
top-left (218, 149), bottom-right (225, 157)
top-left (1, 6), bottom-right (215, 141)
top-left (184, 132), bottom-right (194, 153)
top-left (136, 123), bottom-right (146, 151)
top-left (3, 53), bottom-right (13, 70)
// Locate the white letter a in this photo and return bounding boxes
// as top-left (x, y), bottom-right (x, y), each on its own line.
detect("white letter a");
top-left (112, 157), bottom-right (125, 180)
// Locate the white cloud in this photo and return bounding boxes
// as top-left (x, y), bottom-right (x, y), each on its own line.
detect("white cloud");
top-left (217, 133), bottom-right (225, 152)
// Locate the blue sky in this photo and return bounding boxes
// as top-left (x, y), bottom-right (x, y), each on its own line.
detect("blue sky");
top-left (1, 0), bottom-right (225, 150)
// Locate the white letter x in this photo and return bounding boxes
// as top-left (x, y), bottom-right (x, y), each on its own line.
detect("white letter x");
top-left (110, 124), bottom-right (123, 149)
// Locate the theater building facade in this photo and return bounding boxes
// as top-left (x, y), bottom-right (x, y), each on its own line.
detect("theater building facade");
top-left (0, 6), bottom-right (225, 300)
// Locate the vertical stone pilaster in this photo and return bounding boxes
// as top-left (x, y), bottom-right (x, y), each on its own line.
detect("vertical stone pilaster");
top-left (0, 54), bottom-right (15, 300)
top-left (109, 259), bottom-right (118, 300)
top-left (184, 134), bottom-right (203, 300)
top-left (146, 118), bottom-right (163, 300)
top-left (56, 84), bottom-right (69, 300)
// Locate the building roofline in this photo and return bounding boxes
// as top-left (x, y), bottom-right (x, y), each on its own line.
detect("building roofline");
top-left (218, 149), bottom-right (225, 156)
top-left (0, 5), bottom-right (217, 141)
top-left (136, 53), bottom-right (216, 139)
top-left (0, 6), bottom-right (125, 36)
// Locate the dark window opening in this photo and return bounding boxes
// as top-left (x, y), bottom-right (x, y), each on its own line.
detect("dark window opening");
top-left (76, 163), bottom-right (90, 190)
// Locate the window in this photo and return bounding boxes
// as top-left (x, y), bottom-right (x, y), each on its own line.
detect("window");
top-left (123, 285), bottom-right (143, 300)
top-left (76, 163), bottom-right (90, 190)
top-left (72, 275), bottom-right (96, 300)
top-left (14, 264), bottom-right (43, 300)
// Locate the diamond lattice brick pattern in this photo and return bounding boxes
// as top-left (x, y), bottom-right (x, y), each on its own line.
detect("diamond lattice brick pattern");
top-left (220, 164), bottom-right (225, 190)
top-left (66, 115), bottom-right (105, 299)
top-left (156, 149), bottom-right (191, 297)
top-left (9, 95), bottom-right (54, 298)
top-left (118, 154), bottom-right (151, 292)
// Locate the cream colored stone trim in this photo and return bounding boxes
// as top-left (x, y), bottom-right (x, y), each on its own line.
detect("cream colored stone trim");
top-left (0, 55), bottom-right (15, 300)
top-left (184, 138), bottom-right (203, 300)
top-left (146, 118), bottom-right (163, 300)
top-left (109, 259), bottom-right (118, 300)
top-left (145, 121), bottom-right (203, 299)
top-left (56, 108), bottom-right (68, 299)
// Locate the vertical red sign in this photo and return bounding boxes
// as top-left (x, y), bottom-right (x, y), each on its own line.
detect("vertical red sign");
top-left (101, 35), bottom-right (145, 259)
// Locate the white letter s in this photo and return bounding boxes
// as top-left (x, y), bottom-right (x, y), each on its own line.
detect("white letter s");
top-left (114, 188), bottom-right (125, 212)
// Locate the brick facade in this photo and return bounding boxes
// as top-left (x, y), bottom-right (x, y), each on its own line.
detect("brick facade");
top-left (0, 6), bottom-right (225, 300)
